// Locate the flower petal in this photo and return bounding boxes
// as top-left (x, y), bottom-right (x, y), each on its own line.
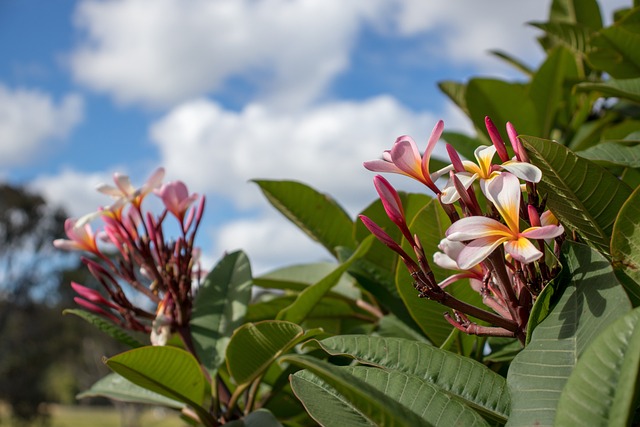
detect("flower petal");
top-left (457, 235), bottom-right (508, 269)
top-left (484, 172), bottom-right (521, 233)
top-left (474, 145), bottom-right (497, 178)
top-left (521, 224), bottom-right (564, 240)
top-left (504, 236), bottom-right (543, 264)
top-left (440, 172), bottom-right (476, 204)
top-left (363, 159), bottom-right (405, 175)
top-left (390, 136), bottom-right (423, 180)
top-left (500, 160), bottom-right (542, 183)
top-left (446, 216), bottom-right (512, 241)
top-left (422, 120), bottom-right (444, 177)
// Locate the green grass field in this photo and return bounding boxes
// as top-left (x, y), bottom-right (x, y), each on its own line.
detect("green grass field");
top-left (0, 404), bottom-right (187, 427)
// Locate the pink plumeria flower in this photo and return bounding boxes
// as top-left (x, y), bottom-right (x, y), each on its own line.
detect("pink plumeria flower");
top-left (445, 173), bottom-right (564, 269)
top-left (97, 167), bottom-right (165, 208)
top-left (440, 144), bottom-right (542, 204)
top-left (53, 216), bottom-right (100, 254)
top-left (155, 180), bottom-right (199, 224)
top-left (364, 120), bottom-right (448, 194)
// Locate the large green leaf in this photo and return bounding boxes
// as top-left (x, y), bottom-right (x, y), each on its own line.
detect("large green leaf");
top-left (555, 306), bottom-right (640, 426)
top-left (530, 46), bottom-right (580, 137)
top-left (190, 250), bottom-right (253, 376)
top-left (318, 335), bottom-right (510, 423)
top-left (77, 373), bottom-right (185, 408)
top-left (521, 135), bottom-right (633, 256)
top-left (548, 0), bottom-right (602, 29)
top-left (438, 80), bottom-right (469, 117)
top-left (465, 79), bottom-right (541, 141)
top-left (292, 364), bottom-right (489, 427)
top-left (531, 22), bottom-right (593, 55)
top-left (63, 309), bottom-right (144, 348)
top-left (225, 409), bottom-right (284, 427)
top-left (254, 262), bottom-right (360, 300)
top-left (506, 241), bottom-right (631, 427)
top-left (226, 320), bottom-right (304, 386)
top-left (578, 141), bottom-right (640, 168)
top-left (611, 184), bottom-right (640, 305)
top-left (576, 78), bottom-right (640, 104)
top-left (253, 180), bottom-right (356, 257)
top-left (276, 236), bottom-right (373, 324)
top-left (285, 355), bottom-right (433, 427)
top-left (396, 199), bottom-right (454, 345)
top-left (106, 346), bottom-right (213, 425)
top-left (588, 8), bottom-right (640, 78)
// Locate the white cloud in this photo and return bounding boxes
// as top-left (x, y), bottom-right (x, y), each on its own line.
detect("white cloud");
top-left (149, 95), bottom-right (454, 215)
top-left (0, 85), bottom-right (83, 168)
top-left (388, 0), bottom-right (551, 73)
top-left (211, 211), bottom-right (332, 275)
top-left (28, 168), bottom-right (114, 218)
top-left (70, 0), bottom-right (383, 109)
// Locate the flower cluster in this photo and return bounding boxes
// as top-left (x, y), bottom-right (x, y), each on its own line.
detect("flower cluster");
top-left (54, 168), bottom-right (205, 347)
top-left (361, 118), bottom-right (564, 343)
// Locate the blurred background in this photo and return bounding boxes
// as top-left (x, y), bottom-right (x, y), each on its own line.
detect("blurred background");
top-left (0, 0), bottom-right (628, 424)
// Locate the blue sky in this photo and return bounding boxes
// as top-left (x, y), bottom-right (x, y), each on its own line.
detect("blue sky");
top-left (0, 0), bottom-right (628, 274)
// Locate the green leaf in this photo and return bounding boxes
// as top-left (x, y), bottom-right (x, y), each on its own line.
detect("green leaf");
top-left (318, 335), bottom-right (510, 423)
top-left (190, 250), bottom-right (253, 377)
top-left (588, 9), bottom-right (640, 78)
top-left (438, 80), bottom-right (469, 117)
top-left (375, 314), bottom-right (431, 343)
top-left (63, 309), bottom-right (144, 348)
top-left (530, 22), bottom-right (593, 54)
top-left (253, 180), bottom-right (356, 257)
top-left (521, 135), bottom-right (633, 256)
top-left (506, 241), bottom-right (631, 427)
top-left (286, 355), bottom-right (433, 427)
top-left (226, 320), bottom-right (304, 386)
top-left (276, 236), bottom-right (373, 324)
top-left (465, 79), bottom-right (541, 140)
top-left (225, 409), bottom-right (284, 427)
top-left (106, 346), bottom-right (213, 425)
top-left (611, 184), bottom-right (640, 305)
top-left (397, 199), bottom-right (454, 345)
top-left (578, 141), bottom-right (640, 168)
top-left (555, 306), bottom-right (640, 426)
top-left (489, 50), bottom-right (534, 76)
top-left (254, 262), bottom-right (360, 300)
top-left (530, 46), bottom-right (580, 137)
top-left (293, 364), bottom-right (489, 427)
top-left (548, 0), bottom-right (602, 29)
top-left (576, 78), bottom-right (640, 104)
top-left (77, 373), bottom-right (185, 408)
top-left (525, 277), bottom-right (556, 344)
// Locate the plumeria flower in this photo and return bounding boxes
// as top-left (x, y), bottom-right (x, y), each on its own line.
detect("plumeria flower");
top-left (364, 120), bottom-right (448, 194)
top-left (433, 239), bottom-right (485, 291)
top-left (53, 216), bottom-right (100, 254)
top-left (440, 144), bottom-right (542, 204)
top-left (97, 167), bottom-right (165, 208)
top-left (155, 180), bottom-right (199, 224)
top-left (445, 172), bottom-right (564, 269)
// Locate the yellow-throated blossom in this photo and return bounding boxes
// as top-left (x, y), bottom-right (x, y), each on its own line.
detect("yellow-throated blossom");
top-left (440, 144), bottom-right (542, 204)
top-left (444, 172), bottom-right (563, 269)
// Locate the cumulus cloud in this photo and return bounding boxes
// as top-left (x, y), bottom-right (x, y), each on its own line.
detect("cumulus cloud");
top-left (149, 95), bottom-right (453, 215)
top-left (0, 85), bottom-right (83, 168)
top-left (70, 0), bottom-right (384, 109)
top-left (210, 211), bottom-right (332, 275)
top-left (29, 168), bottom-right (119, 218)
